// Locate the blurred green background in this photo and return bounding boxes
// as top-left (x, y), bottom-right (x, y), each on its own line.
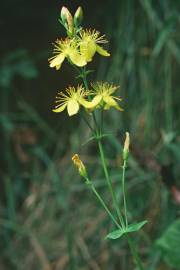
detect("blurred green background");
top-left (0, 0), bottom-right (180, 269)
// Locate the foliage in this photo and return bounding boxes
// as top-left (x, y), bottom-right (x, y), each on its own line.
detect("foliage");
top-left (156, 219), bottom-right (180, 268)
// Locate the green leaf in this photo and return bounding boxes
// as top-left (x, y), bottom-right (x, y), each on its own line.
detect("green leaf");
top-left (106, 220), bottom-right (148, 240)
top-left (156, 219), bottom-right (180, 268)
top-left (82, 136), bottom-right (96, 146)
top-left (105, 229), bottom-right (125, 240)
top-left (126, 220), bottom-right (148, 233)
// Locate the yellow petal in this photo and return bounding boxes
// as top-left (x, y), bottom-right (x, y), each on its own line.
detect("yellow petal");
top-left (103, 95), bottom-right (118, 106)
top-left (104, 104), bottom-right (110, 110)
top-left (104, 104), bottom-right (124, 111)
top-left (69, 50), bottom-right (87, 67)
top-left (96, 45), bottom-right (110, 57)
top-left (115, 105), bottom-right (124, 111)
top-left (49, 53), bottom-right (65, 69)
top-left (80, 40), bottom-right (96, 62)
top-left (55, 65), bottom-right (61, 70)
top-left (103, 96), bottom-right (123, 111)
top-left (67, 99), bottom-right (80, 116)
top-left (52, 103), bottom-right (67, 113)
top-left (80, 95), bottom-right (102, 109)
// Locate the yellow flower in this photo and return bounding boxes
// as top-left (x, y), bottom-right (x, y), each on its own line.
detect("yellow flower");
top-left (90, 82), bottom-right (123, 111)
top-left (53, 85), bottom-right (90, 116)
top-left (79, 29), bottom-right (110, 62)
top-left (49, 38), bottom-right (87, 70)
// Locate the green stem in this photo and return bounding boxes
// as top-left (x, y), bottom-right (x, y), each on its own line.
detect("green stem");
top-left (79, 67), bottom-right (124, 228)
top-left (127, 235), bottom-right (144, 270)
top-left (98, 139), bottom-right (125, 228)
top-left (122, 159), bottom-right (128, 227)
top-left (85, 177), bottom-right (120, 228)
top-left (100, 109), bottom-right (104, 136)
top-left (122, 158), bottom-right (144, 269)
top-left (80, 67), bottom-right (99, 133)
top-left (77, 66), bottom-right (124, 228)
top-left (81, 67), bottom-right (88, 89)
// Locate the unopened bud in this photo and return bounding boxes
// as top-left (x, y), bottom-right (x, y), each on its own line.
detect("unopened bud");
top-left (123, 132), bottom-right (130, 160)
top-left (60, 6), bottom-right (74, 35)
top-left (72, 154), bottom-right (87, 178)
top-left (61, 6), bottom-right (68, 24)
top-left (74, 6), bottom-right (83, 27)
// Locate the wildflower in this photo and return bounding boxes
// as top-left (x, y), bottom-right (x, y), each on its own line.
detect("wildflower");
top-left (123, 132), bottom-right (130, 160)
top-left (79, 29), bottom-right (110, 62)
top-left (91, 82), bottom-right (123, 111)
top-left (49, 38), bottom-right (87, 70)
top-left (53, 85), bottom-right (90, 116)
top-left (72, 154), bottom-right (87, 177)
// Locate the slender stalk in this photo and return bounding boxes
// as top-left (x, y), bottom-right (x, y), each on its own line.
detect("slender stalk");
top-left (122, 158), bottom-right (144, 269)
top-left (85, 177), bottom-right (120, 228)
top-left (98, 139), bottom-right (125, 228)
top-left (78, 66), bottom-right (144, 270)
top-left (80, 67), bottom-right (99, 133)
top-left (81, 67), bottom-right (88, 89)
top-left (100, 109), bottom-right (104, 136)
top-left (127, 235), bottom-right (144, 270)
top-left (122, 159), bottom-right (128, 227)
top-left (79, 67), bottom-right (125, 228)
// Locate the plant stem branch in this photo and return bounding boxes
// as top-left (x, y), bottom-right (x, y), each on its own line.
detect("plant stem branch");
top-left (122, 159), bottom-right (128, 227)
top-left (80, 68), bottom-right (99, 133)
top-left (122, 159), bottom-right (144, 269)
top-left (97, 139), bottom-right (125, 228)
top-left (85, 177), bottom-right (120, 228)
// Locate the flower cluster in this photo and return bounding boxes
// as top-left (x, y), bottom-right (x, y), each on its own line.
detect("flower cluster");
top-left (49, 6), bottom-right (110, 70)
top-left (53, 83), bottom-right (123, 116)
top-left (49, 6), bottom-right (123, 116)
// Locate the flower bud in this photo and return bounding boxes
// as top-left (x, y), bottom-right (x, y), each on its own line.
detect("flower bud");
top-left (74, 6), bottom-right (83, 27)
top-left (72, 154), bottom-right (87, 178)
top-left (60, 6), bottom-right (74, 35)
top-left (123, 132), bottom-right (130, 160)
top-left (61, 6), bottom-right (68, 24)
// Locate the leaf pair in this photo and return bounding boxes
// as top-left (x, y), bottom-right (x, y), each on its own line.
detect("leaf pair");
top-left (106, 220), bottom-right (147, 240)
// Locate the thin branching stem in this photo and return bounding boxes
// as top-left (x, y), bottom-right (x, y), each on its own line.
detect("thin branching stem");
top-left (97, 139), bottom-right (125, 228)
top-left (122, 159), bottom-right (128, 227)
top-left (79, 66), bottom-right (125, 228)
top-left (77, 65), bottom-right (143, 270)
top-left (122, 159), bottom-right (144, 270)
top-left (85, 177), bottom-right (120, 228)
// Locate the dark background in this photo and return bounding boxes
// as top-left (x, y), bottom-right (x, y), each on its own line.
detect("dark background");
top-left (0, 1), bottom-right (180, 269)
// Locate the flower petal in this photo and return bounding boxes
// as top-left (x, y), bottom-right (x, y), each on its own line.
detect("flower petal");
top-left (52, 103), bottom-right (67, 113)
top-left (103, 95), bottom-right (123, 111)
top-left (96, 45), bottom-right (110, 57)
top-left (103, 95), bottom-right (118, 107)
top-left (49, 53), bottom-right (65, 69)
top-left (115, 105), bottom-right (124, 111)
top-left (69, 50), bottom-right (87, 67)
top-left (80, 95), bottom-right (102, 109)
top-left (67, 99), bottom-right (80, 116)
top-left (80, 40), bottom-right (96, 62)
